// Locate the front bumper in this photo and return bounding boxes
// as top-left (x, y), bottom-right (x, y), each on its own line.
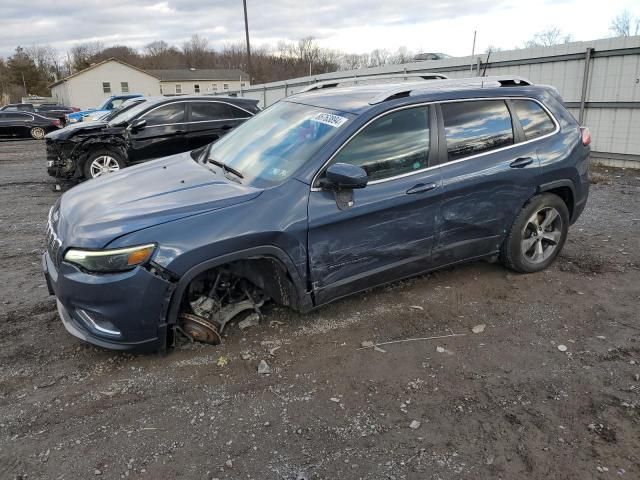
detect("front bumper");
top-left (43, 251), bottom-right (173, 352)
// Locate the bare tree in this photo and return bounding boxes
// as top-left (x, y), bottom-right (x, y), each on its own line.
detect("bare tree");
top-left (524, 27), bottom-right (572, 48)
top-left (610, 10), bottom-right (640, 37)
top-left (182, 34), bottom-right (210, 68)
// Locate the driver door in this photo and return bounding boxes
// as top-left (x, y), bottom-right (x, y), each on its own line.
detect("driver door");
top-left (127, 102), bottom-right (188, 162)
top-left (307, 105), bottom-right (442, 304)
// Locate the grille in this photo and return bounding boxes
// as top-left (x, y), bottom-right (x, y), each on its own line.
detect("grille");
top-left (45, 212), bottom-right (63, 270)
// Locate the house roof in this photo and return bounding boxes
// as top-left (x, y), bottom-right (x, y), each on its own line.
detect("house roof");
top-left (148, 69), bottom-right (249, 82)
top-left (50, 58), bottom-right (159, 88)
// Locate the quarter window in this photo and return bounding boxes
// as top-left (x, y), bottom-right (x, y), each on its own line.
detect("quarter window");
top-left (121, 82), bottom-right (129, 93)
top-left (331, 106), bottom-right (430, 182)
top-left (441, 100), bottom-right (513, 161)
top-left (190, 102), bottom-right (231, 121)
top-left (512, 100), bottom-right (556, 140)
top-left (142, 103), bottom-right (185, 126)
top-left (102, 82), bottom-right (111, 94)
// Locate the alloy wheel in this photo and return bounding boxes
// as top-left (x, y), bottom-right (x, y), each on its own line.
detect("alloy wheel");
top-left (521, 207), bottom-right (563, 264)
top-left (31, 127), bottom-right (45, 140)
top-left (89, 155), bottom-right (120, 178)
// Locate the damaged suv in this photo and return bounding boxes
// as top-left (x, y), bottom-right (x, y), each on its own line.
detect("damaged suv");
top-left (45, 96), bottom-right (259, 180)
top-left (43, 76), bottom-right (590, 352)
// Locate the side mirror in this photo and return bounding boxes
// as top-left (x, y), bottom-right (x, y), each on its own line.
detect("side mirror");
top-left (130, 119), bottom-right (147, 132)
top-left (323, 163), bottom-right (368, 190)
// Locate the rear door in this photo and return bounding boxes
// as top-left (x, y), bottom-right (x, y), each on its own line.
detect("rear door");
top-left (186, 101), bottom-right (251, 150)
top-left (432, 98), bottom-right (546, 266)
top-left (127, 102), bottom-right (188, 162)
top-left (307, 105), bottom-right (442, 304)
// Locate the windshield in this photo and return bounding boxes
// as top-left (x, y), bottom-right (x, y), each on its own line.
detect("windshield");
top-left (107, 100), bottom-right (152, 126)
top-left (97, 98), bottom-right (112, 110)
top-left (206, 101), bottom-right (352, 187)
top-left (106, 100), bottom-right (146, 122)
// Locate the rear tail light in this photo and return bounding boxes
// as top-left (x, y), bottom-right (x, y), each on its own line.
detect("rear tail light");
top-left (580, 126), bottom-right (591, 146)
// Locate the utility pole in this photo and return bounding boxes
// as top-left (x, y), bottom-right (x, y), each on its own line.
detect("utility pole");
top-left (21, 72), bottom-right (27, 96)
top-left (243, 0), bottom-right (252, 83)
top-left (470, 30), bottom-right (476, 74)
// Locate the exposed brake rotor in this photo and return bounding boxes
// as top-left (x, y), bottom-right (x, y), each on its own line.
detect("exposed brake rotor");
top-left (179, 313), bottom-right (222, 345)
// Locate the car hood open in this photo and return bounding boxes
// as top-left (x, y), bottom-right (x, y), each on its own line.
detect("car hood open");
top-left (55, 152), bottom-right (263, 249)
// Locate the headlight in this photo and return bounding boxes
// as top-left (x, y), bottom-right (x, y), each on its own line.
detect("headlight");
top-left (64, 244), bottom-right (156, 272)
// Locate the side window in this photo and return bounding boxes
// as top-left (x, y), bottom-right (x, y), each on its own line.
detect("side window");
top-left (512, 99), bottom-right (556, 140)
top-left (190, 102), bottom-right (232, 121)
top-left (142, 103), bottom-right (185, 126)
top-left (110, 99), bottom-right (124, 109)
top-left (441, 100), bottom-right (513, 161)
top-left (6, 113), bottom-right (27, 121)
top-left (331, 106), bottom-right (429, 182)
top-left (228, 105), bottom-right (251, 119)
top-left (102, 82), bottom-right (111, 94)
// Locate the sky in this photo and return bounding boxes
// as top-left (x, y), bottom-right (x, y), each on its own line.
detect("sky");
top-left (0, 0), bottom-right (636, 59)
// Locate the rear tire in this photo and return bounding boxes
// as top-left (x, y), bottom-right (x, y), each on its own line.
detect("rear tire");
top-left (83, 150), bottom-right (125, 179)
top-left (30, 127), bottom-right (45, 140)
top-left (500, 193), bottom-right (569, 273)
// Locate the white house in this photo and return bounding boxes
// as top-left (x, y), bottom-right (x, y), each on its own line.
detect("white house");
top-left (50, 59), bottom-right (161, 109)
top-left (148, 68), bottom-right (250, 95)
top-left (50, 59), bottom-right (251, 109)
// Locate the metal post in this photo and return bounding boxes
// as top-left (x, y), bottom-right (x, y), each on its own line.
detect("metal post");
top-left (476, 57), bottom-right (481, 76)
top-left (243, 0), bottom-right (252, 83)
top-left (579, 48), bottom-right (593, 125)
top-left (262, 86), bottom-right (267, 107)
top-left (470, 30), bottom-right (476, 73)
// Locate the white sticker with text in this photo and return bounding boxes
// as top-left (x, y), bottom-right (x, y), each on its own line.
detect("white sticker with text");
top-left (311, 112), bottom-right (349, 128)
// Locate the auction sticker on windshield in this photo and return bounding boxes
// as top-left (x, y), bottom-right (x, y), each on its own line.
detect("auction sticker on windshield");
top-left (311, 112), bottom-right (349, 128)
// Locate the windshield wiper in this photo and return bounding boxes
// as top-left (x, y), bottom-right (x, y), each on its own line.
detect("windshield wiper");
top-left (208, 158), bottom-right (244, 180)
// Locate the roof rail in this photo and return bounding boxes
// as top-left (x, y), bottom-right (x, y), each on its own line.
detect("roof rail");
top-left (296, 72), bottom-right (449, 94)
top-left (368, 75), bottom-right (533, 104)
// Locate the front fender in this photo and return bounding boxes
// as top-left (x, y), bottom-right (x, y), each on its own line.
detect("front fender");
top-left (165, 245), bottom-right (312, 326)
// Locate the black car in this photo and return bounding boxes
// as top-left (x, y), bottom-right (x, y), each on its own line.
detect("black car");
top-left (1, 103), bottom-right (77, 124)
top-left (0, 111), bottom-right (61, 139)
top-left (45, 96), bottom-right (260, 180)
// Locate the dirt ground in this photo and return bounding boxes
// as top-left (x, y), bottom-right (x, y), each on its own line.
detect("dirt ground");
top-left (0, 138), bottom-right (638, 480)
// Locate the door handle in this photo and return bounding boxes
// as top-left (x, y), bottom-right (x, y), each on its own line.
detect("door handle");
top-left (175, 130), bottom-right (185, 134)
top-left (406, 182), bottom-right (438, 194)
top-left (510, 157), bottom-right (534, 168)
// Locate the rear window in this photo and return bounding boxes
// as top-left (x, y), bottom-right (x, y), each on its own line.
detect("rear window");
top-left (512, 99), bottom-right (556, 140)
top-left (441, 100), bottom-right (513, 161)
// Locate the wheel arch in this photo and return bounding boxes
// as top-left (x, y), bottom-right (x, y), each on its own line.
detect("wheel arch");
top-left (78, 138), bottom-right (128, 173)
top-left (537, 179), bottom-right (576, 221)
top-left (165, 245), bottom-right (312, 327)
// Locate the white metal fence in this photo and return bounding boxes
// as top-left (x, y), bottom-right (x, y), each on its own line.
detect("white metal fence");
top-left (226, 35), bottom-right (640, 167)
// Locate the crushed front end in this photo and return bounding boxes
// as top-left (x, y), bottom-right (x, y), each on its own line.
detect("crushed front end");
top-left (46, 138), bottom-right (82, 179)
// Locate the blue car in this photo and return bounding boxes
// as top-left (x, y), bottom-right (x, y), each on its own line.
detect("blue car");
top-left (43, 76), bottom-right (590, 352)
top-left (66, 94), bottom-right (143, 123)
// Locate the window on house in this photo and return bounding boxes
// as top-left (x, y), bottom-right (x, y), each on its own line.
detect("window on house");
top-left (223, 84), bottom-right (229, 90)
top-left (102, 82), bottom-right (111, 94)
top-left (441, 100), bottom-right (514, 161)
top-left (175, 84), bottom-right (182, 94)
top-left (120, 82), bottom-right (129, 93)
top-left (241, 83), bottom-right (246, 87)
top-left (212, 83), bottom-right (218, 91)
top-left (194, 84), bottom-right (200, 93)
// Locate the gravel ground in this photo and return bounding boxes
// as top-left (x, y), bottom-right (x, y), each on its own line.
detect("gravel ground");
top-left (0, 139), bottom-right (639, 480)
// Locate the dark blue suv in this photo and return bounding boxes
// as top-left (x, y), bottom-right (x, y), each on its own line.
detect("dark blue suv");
top-left (42, 76), bottom-right (590, 352)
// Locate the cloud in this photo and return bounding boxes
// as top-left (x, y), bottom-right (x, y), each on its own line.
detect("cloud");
top-left (0, 0), bottom-right (505, 57)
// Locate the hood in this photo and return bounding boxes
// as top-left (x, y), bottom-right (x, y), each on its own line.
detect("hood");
top-left (55, 151), bottom-right (263, 249)
top-left (45, 120), bottom-right (111, 140)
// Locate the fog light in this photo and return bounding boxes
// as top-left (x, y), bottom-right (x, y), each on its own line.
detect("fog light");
top-left (75, 309), bottom-right (121, 337)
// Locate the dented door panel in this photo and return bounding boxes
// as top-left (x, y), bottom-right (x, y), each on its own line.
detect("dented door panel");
top-left (308, 168), bottom-right (442, 304)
